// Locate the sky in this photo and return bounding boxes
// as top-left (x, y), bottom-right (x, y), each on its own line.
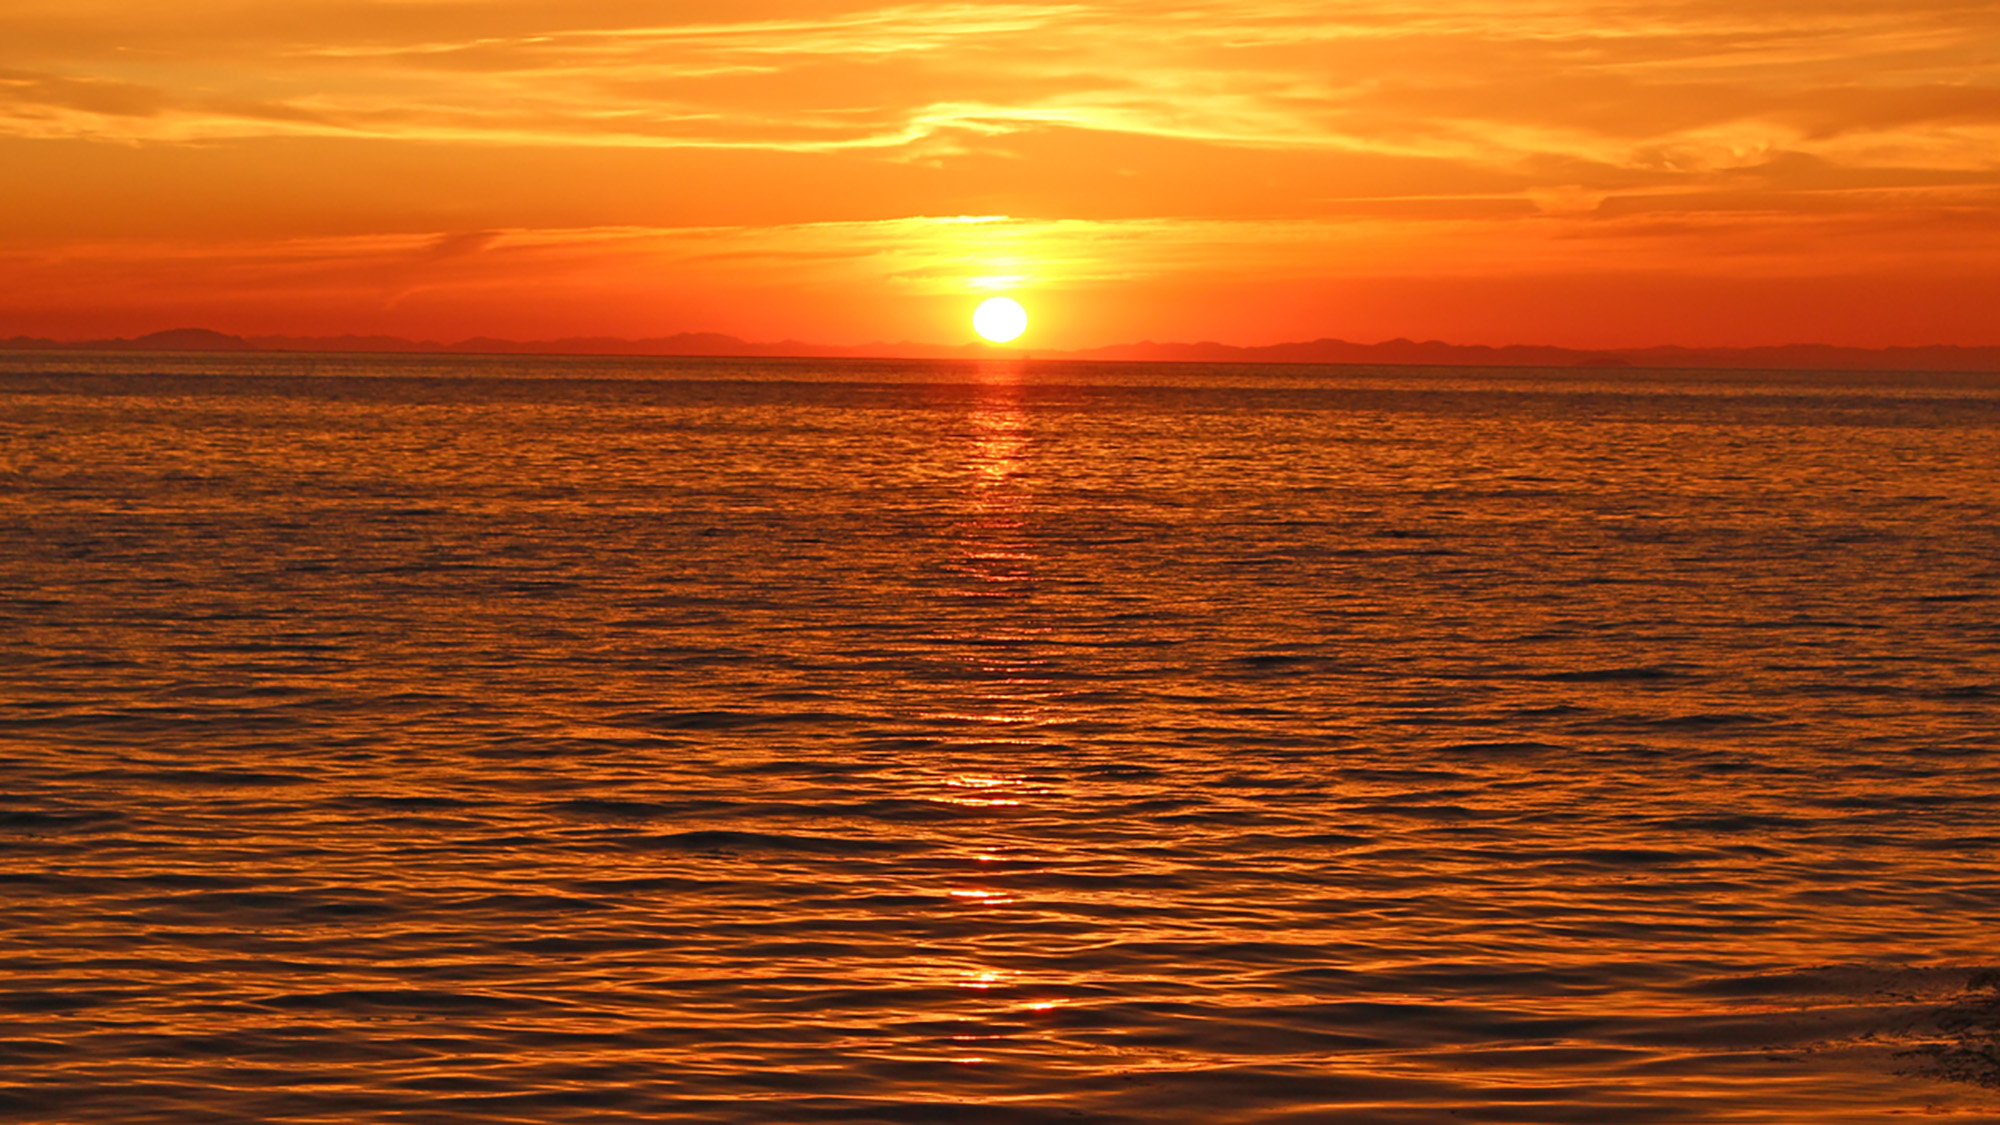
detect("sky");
top-left (3, 0), bottom-right (1998, 349)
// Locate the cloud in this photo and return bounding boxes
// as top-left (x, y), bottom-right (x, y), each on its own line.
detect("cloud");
top-left (0, 68), bottom-right (170, 118)
top-left (5, 1), bottom-right (1998, 168)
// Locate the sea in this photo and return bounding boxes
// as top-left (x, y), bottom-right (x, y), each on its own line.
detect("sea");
top-left (3, 350), bottom-right (1998, 1124)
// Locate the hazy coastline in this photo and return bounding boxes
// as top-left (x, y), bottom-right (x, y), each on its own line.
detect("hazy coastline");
top-left (9, 326), bottom-right (2000, 373)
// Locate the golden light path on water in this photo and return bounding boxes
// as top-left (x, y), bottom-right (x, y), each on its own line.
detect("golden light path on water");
top-left (927, 386), bottom-right (1044, 1026)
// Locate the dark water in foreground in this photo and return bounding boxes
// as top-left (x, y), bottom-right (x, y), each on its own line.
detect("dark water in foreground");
top-left (3, 352), bottom-right (1999, 1123)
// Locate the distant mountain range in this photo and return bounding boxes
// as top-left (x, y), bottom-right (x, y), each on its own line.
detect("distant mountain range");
top-left (6, 326), bottom-right (1999, 372)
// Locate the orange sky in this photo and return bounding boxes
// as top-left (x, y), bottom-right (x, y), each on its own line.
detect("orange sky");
top-left (4, 0), bottom-right (1998, 348)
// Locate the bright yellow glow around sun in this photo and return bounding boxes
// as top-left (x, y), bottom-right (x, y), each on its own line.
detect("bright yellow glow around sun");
top-left (973, 297), bottom-right (1028, 343)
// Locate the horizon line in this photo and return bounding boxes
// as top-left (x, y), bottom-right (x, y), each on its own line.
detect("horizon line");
top-left (6, 326), bottom-right (2000, 373)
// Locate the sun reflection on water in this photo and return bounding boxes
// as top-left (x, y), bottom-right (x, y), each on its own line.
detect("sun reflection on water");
top-left (890, 383), bottom-right (1077, 1061)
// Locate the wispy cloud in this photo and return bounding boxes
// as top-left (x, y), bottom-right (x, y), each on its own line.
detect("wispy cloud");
top-left (6, 1), bottom-right (1998, 168)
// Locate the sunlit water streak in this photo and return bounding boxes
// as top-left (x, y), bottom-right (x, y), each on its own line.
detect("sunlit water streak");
top-left (2, 352), bottom-right (1998, 1123)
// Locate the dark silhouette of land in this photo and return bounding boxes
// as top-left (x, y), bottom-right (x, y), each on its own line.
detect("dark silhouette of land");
top-left (6, 326), bottom-right (1999, 372)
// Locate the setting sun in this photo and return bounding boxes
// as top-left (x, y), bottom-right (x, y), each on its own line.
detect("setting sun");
top-left (973, 298), bottom-right (1028, 344)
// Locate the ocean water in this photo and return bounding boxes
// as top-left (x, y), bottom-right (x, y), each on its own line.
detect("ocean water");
top-left (3, 351), bottom-right (1998, 1124)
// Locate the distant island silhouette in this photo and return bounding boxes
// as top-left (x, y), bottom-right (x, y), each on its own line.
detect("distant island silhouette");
top-left (5, 326), bottom-right (1998, 372)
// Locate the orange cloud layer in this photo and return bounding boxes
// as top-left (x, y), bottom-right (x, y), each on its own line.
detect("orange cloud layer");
top-left (3, 1), bottom-right (1997, 346)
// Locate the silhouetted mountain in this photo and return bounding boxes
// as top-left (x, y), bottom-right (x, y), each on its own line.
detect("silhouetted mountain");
top-left (1072, 337), bottom-right (2000, 371)
top-left (4, 328), bottom-right (1997, 372)
top-left (134, 328), bottom-right (253, 350)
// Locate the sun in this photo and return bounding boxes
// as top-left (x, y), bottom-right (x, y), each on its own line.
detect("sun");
top-left (973, 297), bottom-right (1028, 343)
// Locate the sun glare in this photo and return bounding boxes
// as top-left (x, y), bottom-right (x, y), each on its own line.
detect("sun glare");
top-left (973, 297), bottom-right (1028, 344)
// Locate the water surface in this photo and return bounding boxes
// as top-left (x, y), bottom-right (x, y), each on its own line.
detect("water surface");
top-left (3, 352), bottom-right (1999, 1122)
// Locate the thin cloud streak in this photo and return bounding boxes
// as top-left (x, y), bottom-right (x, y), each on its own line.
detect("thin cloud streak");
top-left (11, 205), bottom-right (1998, 307)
